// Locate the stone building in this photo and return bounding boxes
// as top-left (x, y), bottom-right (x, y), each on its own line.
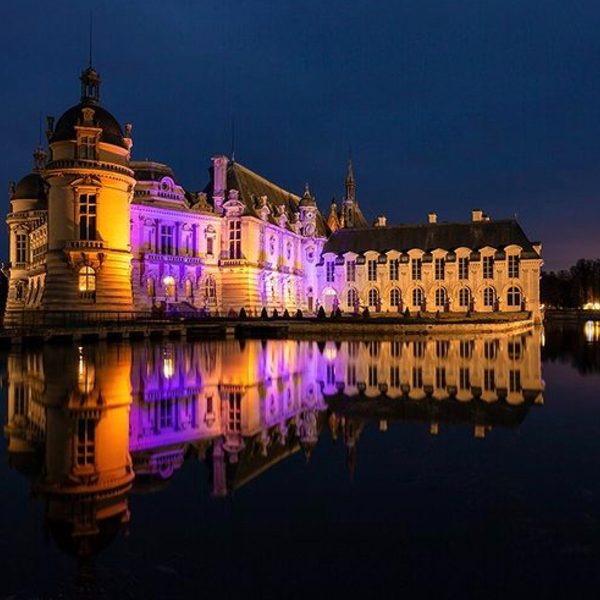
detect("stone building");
top-left (3, 66), bottom-right (542, 323)
top-left (318, 210), bottom-right (543, 321)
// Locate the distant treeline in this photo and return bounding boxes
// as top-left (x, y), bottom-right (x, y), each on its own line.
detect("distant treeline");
top-left (542, 259), bottom-right (600, 308)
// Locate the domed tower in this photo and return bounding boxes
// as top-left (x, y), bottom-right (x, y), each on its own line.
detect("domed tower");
top-left (42, 66), bottom-right (135, 314)
top-left (4, 147), bottom-right (48, 324)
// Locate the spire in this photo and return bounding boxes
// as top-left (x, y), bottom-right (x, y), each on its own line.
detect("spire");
top-left (327, 197), bottom-right (340, 232)
top-left (80, 12), bottom-right (100, 104)
top-left (345, 158), bottom-right (355, 203)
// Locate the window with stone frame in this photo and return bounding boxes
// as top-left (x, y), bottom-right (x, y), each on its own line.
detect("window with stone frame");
top-left (15, 233), bottom-right (27, 264)
top-left (459, 287), bottom-right (471, 308)
top-left (79, 194), bottom-right (97, 240)
top-left (411, 257), bottom-right (422, 280)
top-left (483, 255), bottom-right (495, 279)
top-left (389, 258), bottom-right (399, 280)
top-left (326, 261), bottom-right (335, 282)
top-left (434, 257), bottom-right (445, 280)
top-left (229, 220), bottom-right (242, 259)
top-left (346, 260), bottom-right (356, 282)
top-left (508, 255), bottom-right (520, 278)
top-left (458, 256), bottom-right (469, 279)
top-left (368, 259), bottom-right (378, 281)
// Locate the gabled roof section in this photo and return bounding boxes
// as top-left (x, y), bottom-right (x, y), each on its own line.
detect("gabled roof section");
top-left (206, 160), bottom-right (328, 236)
top-left (323, 219), bottom-right (539, 256)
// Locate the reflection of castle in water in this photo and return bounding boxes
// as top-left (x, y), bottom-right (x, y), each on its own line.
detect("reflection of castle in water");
top-left (3, 331), bottom-right (544, 556)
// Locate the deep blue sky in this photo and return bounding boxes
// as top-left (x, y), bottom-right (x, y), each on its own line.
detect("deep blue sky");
top-left (3, 0), bottom-right (600, 270)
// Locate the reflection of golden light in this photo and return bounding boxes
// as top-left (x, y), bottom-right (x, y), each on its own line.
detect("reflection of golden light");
top-left (162, 348), bottom-right (174, 379)
top-left (584, 320), bottom-right (600, 342)
top-left (77, 347), bottom-right (95, 393)
top-left (323, 343), bottom-right (337, 362)
top-left (583, 302), bottom-right (600, 310)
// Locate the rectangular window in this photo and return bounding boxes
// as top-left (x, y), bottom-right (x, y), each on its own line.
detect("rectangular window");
top-left (79, 194), bottom-right (97, 240)
top-left (326, 261), bottom-right (335, 283)
top-left (483, 256), bottom-right (494, 279)
top-left (390, 366), bottom-right (400, 388)
top-left (229, 220), bottom-right (242, 259)
top-left (458, 257), bottom-right (469, 280)
top-left (413, 341), bottom-right (426, 359)
top-left (459, 367), bottom-right (470, 390)
top-left (435, 258), bottom-right (445, 280)
top-left (160, 398), bottom-right (173, 429)
top-left (508, 255), bottom-right (520, 278)
top-left (411, 258), bottom-right (422, 280)
top-left (412, 366), bottom-right (423, 389)
top-left (509, 370), bottom-right (521, 392)
top-left (389, 259), bottom-right (399, 281)
top-left (436, 340), bottom-right (449, 358)
top-left (228, 392), bottom-right (242, 432)
top-left (459, 340), bottom-right (472, 359)
top-left (160, 225), bottom-right (174, 255)
top-left (436, 367), bottom-right (446, 389)
top-left (327, 364), bottom-right (335, 385)
top-left (14, 385), bottom-right (27, 416)
top-left (206, 237), bottom-right (214, 256)
top-left (368, 260), bottom-right (378, 281)
top-left (484, 369), bottom-right (495, 391)
top-left (347, 364), bottom-right (357, 386)
top-left (368, 366), bottom-right (378, 387)
top-left (16, 233), bottom-right (27, 264)
top-left (76, 418), bottom-right (95, 467)
top-left (346, 260), bottom-right (356, 282)
top-left (78, 135), bottom-right (96, 160)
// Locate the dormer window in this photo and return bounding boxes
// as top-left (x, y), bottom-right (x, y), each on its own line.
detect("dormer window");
top-left (78, 135), bottom-right (96, 160)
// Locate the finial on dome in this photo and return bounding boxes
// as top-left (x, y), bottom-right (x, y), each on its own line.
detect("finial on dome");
top-left (80, 66), bottom-right (101, 104)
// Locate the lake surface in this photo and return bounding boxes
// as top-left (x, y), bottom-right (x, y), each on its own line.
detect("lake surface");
top-left (1, 323), bottom-right (599, 598)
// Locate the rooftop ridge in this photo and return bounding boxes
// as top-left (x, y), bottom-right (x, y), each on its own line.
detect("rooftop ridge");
top-left (232, 161), bottom-right (301, 202)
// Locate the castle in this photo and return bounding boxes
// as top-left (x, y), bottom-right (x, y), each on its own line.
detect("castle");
top-left (4, 66), bottom-right (543, 324)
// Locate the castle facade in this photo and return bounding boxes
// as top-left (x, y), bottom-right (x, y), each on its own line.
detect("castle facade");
top-left (4, 67), bottom-right (542, 323)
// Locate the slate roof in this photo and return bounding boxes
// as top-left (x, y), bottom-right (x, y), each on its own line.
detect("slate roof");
top-left (206, 161), bottom-right (329, 236)
top-left (51, 101), bottom-right (127, 149)
top-left (323, 219), bottom-right (540, 256)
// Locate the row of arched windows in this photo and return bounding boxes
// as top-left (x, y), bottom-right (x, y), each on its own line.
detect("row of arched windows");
top-left (344, 286), bottom-right (523, 309)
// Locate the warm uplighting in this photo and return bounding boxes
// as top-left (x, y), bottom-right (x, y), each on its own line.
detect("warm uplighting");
top-left (583, 302), bottom-right (600, 310)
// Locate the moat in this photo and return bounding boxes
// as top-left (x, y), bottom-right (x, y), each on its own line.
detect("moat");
top-left (1, 323), bottom-right (599, 598)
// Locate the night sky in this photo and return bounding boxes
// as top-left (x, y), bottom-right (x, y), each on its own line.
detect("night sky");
top-left (3, 0), bottom-right (600, 270)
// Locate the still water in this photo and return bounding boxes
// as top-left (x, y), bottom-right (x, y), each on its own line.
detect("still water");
top-left (0, 324), bottom-right (599, 598)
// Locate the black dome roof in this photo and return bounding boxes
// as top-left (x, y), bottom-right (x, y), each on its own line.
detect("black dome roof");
top-left (12, 172), bottom-right (46, 202)
top-left (51, 101), bottom-right (127, 149)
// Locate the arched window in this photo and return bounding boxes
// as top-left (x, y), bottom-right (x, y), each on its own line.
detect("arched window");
top-left (78, 266), bottom-right (96, 294)
top-left (205, 276), bottom-right (217, 305)
top-left (390, 288), bottom-right (401, 307)
top-left (435, 288), bottom-right (447, 308)
top-left (483, 286), bottom-right (496, 307)
top-left (185, 279), bottom-right (193, 299)
top-left (412, 287), bottom-right (424, 308)
top-left (146, 277), bottom-right (155, 298)
top-left (347, 288), bottom-right (359, 309)
top-left (163, 275), bottom-right (176, 298)
top-left (507, 286), bottom-right (522, 307)
top-left (368, 288), bottom-right (380, 308)
top-left (459, 287), bottom-right (471, 308)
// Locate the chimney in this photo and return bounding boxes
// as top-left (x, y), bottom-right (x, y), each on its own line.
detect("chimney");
top-left (374, 214), bottom-right (387, 227)
top-left (211, 155), bottom-right (228, 214)
top-left (472, 208), bottom-right (483, 222)
top-left (428, 212), bottom-right (437, 224)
